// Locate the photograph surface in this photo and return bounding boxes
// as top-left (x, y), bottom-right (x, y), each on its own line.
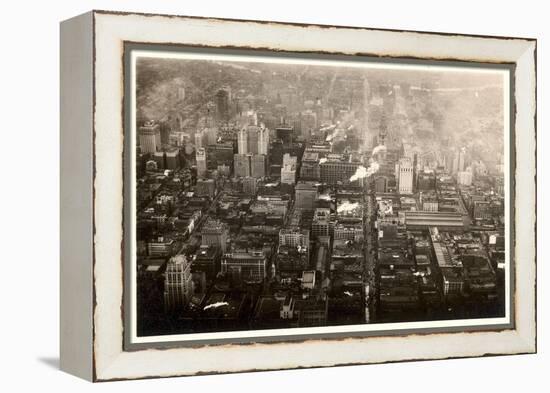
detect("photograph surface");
top-left (127, 48), bottom-right (512, 345)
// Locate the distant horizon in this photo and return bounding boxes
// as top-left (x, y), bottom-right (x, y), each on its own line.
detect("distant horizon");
top-left (129, 47), bottom-right (510, 345)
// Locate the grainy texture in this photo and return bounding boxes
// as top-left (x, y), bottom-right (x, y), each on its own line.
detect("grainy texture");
top-left (58, 10), bottom-right (536, 381)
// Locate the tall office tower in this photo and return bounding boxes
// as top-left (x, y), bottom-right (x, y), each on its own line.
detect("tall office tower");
top-left (247, 125), bottom-right (260, 154)
top-left (258, 126), bottom-right (270, 155)
top-left (238, 128), bottom-right (248, 154)
top-left (207, 143), bottom-right (234, 170)
top-left (281, 164), bottom-right (296, 185)
top-left (178, 86), bottom-right (186, 101)
top-left (195, 129), bottom-right (205, 150)
top-left (216, 88), bottom-right (230, 120)
top-left (373, 176), bottom-right (388, 193)
top-left (164, 255), bottom-right (194, 311)
top-left (413, 153), bottom-right (418, 184)
top-left (204, 127), bottom-right (218, 146)
top-left (153, 151), bottom-right (165, 170)
top-left (234, 154), bottom-right (251, 178)
top-left (276, 126), bottom-right (294, 145)
top-left (312, 208), bottom-right (331, 239)
top-left (377, 116), bottom-right (388, 146)
top-left (295, 181), bottom-right (318, 210)
top-left (398, 157), bottom-right (414, 194)
top-left (300, 109), bottom-right (317, 139)
top-left (139, 121), bottom-right (161, 154)
top-left (201, 218), bottom-right (229, 253)
top-left (300, 152), bottom-right (321, 180)
top-left (196, 147), bottom-right (207, 178)
top-left (165, 149), bottom-right (180, 170)
top-left (159, 122), bottom-right (171, 145)
top-left (237, 110), bottom-right (258, 126)
top-left (417, 170), bottom-right (436, 191)
top-left (361, 77), bottom-right (371, 152)
top-left (251, 154), bottom-right (266, 178)
top-left (458, 147), bottom-right (466, 173)
top-left (452, 150), bottom-right (460, 174)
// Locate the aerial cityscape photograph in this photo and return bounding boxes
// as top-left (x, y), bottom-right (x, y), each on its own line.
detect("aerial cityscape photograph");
top-left (132, 53), bottom-right (508, 338)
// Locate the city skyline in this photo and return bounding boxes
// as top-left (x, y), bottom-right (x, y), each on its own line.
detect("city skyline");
top-left (133, 53), bottom-right (508, 340)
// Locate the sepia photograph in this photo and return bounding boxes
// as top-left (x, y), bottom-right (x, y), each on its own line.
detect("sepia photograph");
top-left (127, 47), bottom-right (512, 345)
top-left (55, 9), bottom-right (537, 381)
top-left (1, 0), bottom-right (544, 387)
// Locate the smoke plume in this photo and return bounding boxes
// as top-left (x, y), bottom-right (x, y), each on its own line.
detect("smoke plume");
top-left (337, 201), bottom-right (359, 213)
top-left (372, 144), bottom-right (387, 156)
top-left (203, 301), bottom-right (229, 311)
top-left (349, 162), bottom-right (380, 182)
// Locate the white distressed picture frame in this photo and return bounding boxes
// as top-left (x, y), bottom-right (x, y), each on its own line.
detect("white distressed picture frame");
top-left (60, 10), bottom-right (536, 381)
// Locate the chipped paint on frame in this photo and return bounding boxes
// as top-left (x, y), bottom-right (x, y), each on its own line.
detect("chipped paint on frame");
top-left (89, 10), bottom-right (536, 381)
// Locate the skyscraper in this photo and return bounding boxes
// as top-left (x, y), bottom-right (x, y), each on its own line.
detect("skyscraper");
top-left (204, 127), bottom-right (218, 146)
top-left (300, 110), bottom-right (317, 139)
top-left (281, 164), bottom-right (296, 185)
top-left (275, 126), bottom-right (294, 145)
top-left (153, 151), bottom-right (165, 170)
top-left (196, 147), bottom-right (207, 178)
top-left (295, 181), bottom-right (318, 210)
top-left (258, 126), bottom-right (270, 155)
top-left (458, 147), bottom-right (466, 173)
top-left (378, 116), bottom-right (388, 147)
top-left (201, 218), bottom-right (229, 253)
top-left (234, 154), bottom-right (251, 178)
top-left (216, 88), bottom-right (230, 120)
top-left (251, 154), bottom-right (266, 178)
top-left (178, 86), bottom-right (186, 101)
top-left (238, 128), bottom-right (248, 154)
top-left (164, 255), bottom-right (194, 311)
top-left (300, 152), bottom-right (321, 180)
top-left (159, 122), bottom-right (171, 145)
top-left (195, 129), bottom-right (205, 150)
top-left (165, 149), bottom-right (180, 170)
top-left (139, 121), bottom-right (161, 154)
top-left (452, 151), bottom-right (459, 174)
top-left (452, 147), bottom-right (466, 174)
top-left (398, 157), bottom-right (414, 194)
top-left (312, 208), bottom-right (331, 239)
top-left (247, 125), bottom-right (260, 155)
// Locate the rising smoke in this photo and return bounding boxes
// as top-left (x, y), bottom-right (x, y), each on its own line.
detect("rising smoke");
top-left (337, 201), bottom-right (359, 213)
top-left (372, 144), bottom-right (387, 156)
top-left (349, 162), bottom-right (380, 182)
top-left (203, 301), bottom-right (229, 311)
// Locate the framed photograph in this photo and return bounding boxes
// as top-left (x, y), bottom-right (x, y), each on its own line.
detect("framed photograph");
top-left (60, 10), bottom-right (537, 381)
